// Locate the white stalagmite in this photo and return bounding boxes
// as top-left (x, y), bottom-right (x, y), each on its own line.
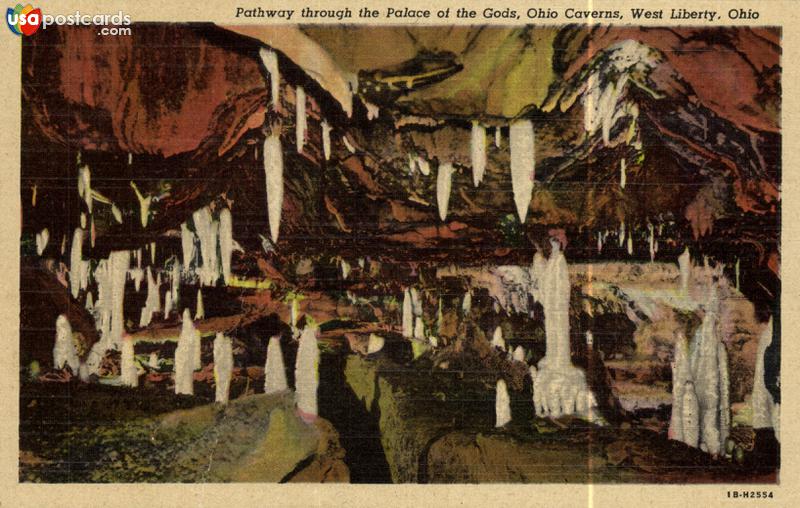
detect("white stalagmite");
top-left (495, 379), bottom-right (511, 427)
top-left (364, 101), bottom-right (380, 120)
top-left (436, 162), bottom-right (455, 221)
top-left (620, 158), bottom-right (627, 189)
top-left (648, 223), bottom-right (655, 262)
top-left (36, 228), bottom-right (49, 256)
top-left (85, 291), bottom-right (94, 311)
top-left (402, 289), bottom-right (413, 337)
top-left (682, 381), bottom-right (700, 448)
top-left (295, 326), bottom-right (320, 422)
top-left (69, 228), bottom-right (84, 298)
top-left (259, 48), bottom-right (281, 111)
top-left (53, 315), bottom-right (79, 372)
top-left (718, 341), bottom-right (731, 450)
top-left (181, 223), bottom-right (195, 274)
top-left (175, 309), bottom-right (195, 395)
top-left (752, 318), bottom-right (779, 434)
top-left (80, 213), bottom-right (87, 229)
top-left (462, 291), bottom-right (472, 314)
top-left (678, 247), bottom-right (691, 294)
top-left (264, 133), bottom-right (284, 244)
top-left (150, 241), bottom-right (156, 265)
top-left (264, 335), bottom-right (288, 394)
top-left (219, 207), bottom-right (233, 285)
top-left (164, 290), bottom-right (173, 318)
top-left (139, 267), bottom-right (161, 327)
top-left (509, 119), bottom-right (535, 223)
top-left (618, 221), bottom-right (626, 248)
top-left (531, 239), bottom-right (597, 418)
top-left (196, 289), bottom-right (205, 320)
top-left (471, 123), bottom-right (487, 187)
top-left (213, 333), bottom-right (233, 404)
top-left (367, 334), bottom-right (385, 354)
top-left (495, 126), bottom-right (502, 148)
top-left (321, 120), bottom-right (332, 160)
top-left (735, 258), bottom-right (741, 291)
top-left (585, 331), bottom-right (594, 347)
top-left (669, 335), bottom-right (691, 443)
top-left (414, 317), bottom-right (425, 340)
top-left (513, 346), bottom-right (525, 363)
top-left (691, 290), bottom-right (723, 455)
top-left (295, 86), bottom-right (307, 153)
top-left (130, 267), bottom-right (143, 292)
top-left (491, 326), bottom-right (506, 351)
top-left (171, 261), bottom-right (181, 305)
top-left (626, 232), bottom-right (633, 256)
top-left (120, 335), bottom-right (138, 387)
top-left (108, 250), bottom-right (129, 348)
top-left (410, 288), bottom-right (422, 316)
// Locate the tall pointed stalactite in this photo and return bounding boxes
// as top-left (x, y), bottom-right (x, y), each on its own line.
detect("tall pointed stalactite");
top-left (471, 123), bottom-right (486, 187)
top-left (509, 119), bottom-right (535, 223)
top-left (264, 133), bottom-right (284, 244)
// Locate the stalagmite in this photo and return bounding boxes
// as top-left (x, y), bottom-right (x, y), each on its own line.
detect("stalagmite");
top-left (413, 316), bottom-right (425, 340)
top-left (264, 133), bottom-right (284, 244)
top-left (669, 335), bottom-right (691, 443)
top-left (620, 158), bottom-right (627, 189)
top-left (531, 239), bottom-right (597, 419)
top-left (108, 250), bottom-right (129, 348)
top-left (367, 334), bottom-right (385, 354)
top-left (436, 162), bottom-right (454, 221)
top-left (174, 309), bottom-right (195, 395)
top-left (471, 123), bottom-right (487, 187)
top-left (678, 247), bottom-right (691, 294)
top-left (139, 267), bottom-right (161, 328)
top-left (513, 346), bottom-right (525, 363)
top-left (428, 336), bottom-right (438, 348)
top-left (682, 381), bottom-right (700, 448)
top-left (35, 228), bottom-right (48, 256)
top-left (171, 261), bottom-right (181, 306)
top-left (495, 126), bottom-right (502, 148)
top-left (417, 157), bottom-right (430, 176)
top-left (491, 326), bottom-right (506, 351)
top-left (408, 154), bottom-right (417, 175)
top-left (85, 291), bottom-right (94, 311)
top-left (295, 86), bottom-right (307, 153)
top-left (259, 48), bottom-right (281, 111)
top-left (340, 259), bottom-right (351, 280)
top-left (295, 326), bottom-right (320, 422)
top-left (213, 333), bottom-right (233, 404)
top-left (718, 342), bottom-right (731, 451)
top-left (648, 223), bottom-right (655, 262)
top-left (597, 232), bottom-right (603, 254)
top-left (120, 335), bottom-right (138, 387)
top-left (735, 257), bottom-right (740, 291)
top-left (148, 352), bottom-right (160, 370)
top-left (365, 101), bottom-right (380, 120)
top-left (402, 289), bottom-right (413, 337)
top-left (626, 232), bottom-right (633, 256)
top-left (585, 331), bottom-right (594, 347)
top-left (78, 165), bottom-right (92, 213)
top-left (509, 119), bottom-right (535, 223)
top-left (60, 234), bottom-right (66, 255)
top-left (691, 290), bottom-right (723, 455)
top-left (164, 290), bottom-right (173, 318)
top-left (53, 315), bottom-right (79, 372)
top-left (150, 241), bottom-right (156, 265)
top-left (195, 289), bottom-right (205, 320)
top-left (495, 379), bottom-right (511, 427)
top-left (80, 213), bottom-right (87, 229)
top-left (181, 223), bottom-right (195, 274)
top-left (321, 120), bottom-right (332, 160)
top-left (219, 207), bottom-right (233, 285)
top-left (462, 291), bottom-right (472, 314)
top-left (264, 335), bottom-right (288, 394)
top-left (752, 318), bottom-right (779, 434)
top-left (69, 228), bottom-right (84, 298)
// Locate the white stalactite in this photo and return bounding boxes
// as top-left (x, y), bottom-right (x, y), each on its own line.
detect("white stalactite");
top-left (213, 333), bottom-right (233, 404)
top-left (495, 126), bottom-right (502, 148)
top-left (402, 289), bottom-right (413, 337)
top-left (340, 259), bottom-right (351, 280)
top-left (509, 120), bottom-right (535, 223)
top-left (513, 346), bottom-right (525, 363)
top-left (462, 291), bottom-right (472, 314)
top-left (53, 315), bottom-right (80, 372)
top-left (471, 123), bottom-right (487, 187)
top-left (367, 334), bottom-right (385, 354)
top-left (321, 120), bottom-right (332, 160)
top-left (264, 133), bottom-right (284, 244)
top-left (342, 135), bottom-right (355, 153)
top-left (85, 291), bottom-right (94, 311)
top-left (620, 158), bottom-right (627, 189)
top-left (181, 223), bottom-right (195, 274)
top-left (219, 207), bottom-right (233, 285)
top-left (648, 223), bottom-right (655, 262)
top-left (78, 165), bottom-right (92, 213)
top-left (171, 261), bottom-right (181, 307)
top-left (295, 86), bottom-right (307, 153)
top-left (365, 101), bottom-right (380, 120)
top-left (295, 326), bottom-right (320, 422)
top-left (436, 162), bottom-right (454, 221)
top-left (164, 290), bottom-right (173, 318)
top-left (193, 207), bottom-right (219, 286)
top-left (120, 336), bottom-right (138, 387)
top-left (108, 250), bottom-right (129, 349)
top-left (111, 203), bottom-right (122, 223)
top-left (413, 317), bottom-right (425, 340)
top-left (418, 157), bottom-right (430, 176)
top-left (264, 335), bottom-right (288, 394)
top-left (139, 266), bottom-right (161, 328)
top-left (69, 228), bottom-right (84, 299)
top-left (618, 221), bottom-right (625, 248)
top-left (259, 48), bottom-right (281, 111)
top-left (495, 379), bottom-right (511, 427)
top-left (626, 232), bottom-right (633, 256)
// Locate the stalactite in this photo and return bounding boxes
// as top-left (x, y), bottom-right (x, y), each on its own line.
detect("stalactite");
top-left (131, 182), bottom-right (152, 229)
top-left (735, 257), bottom-right (740, 291)
top-left (213, 333), bottom-right (233, 404)
top-left (131, 267), bottom-right (143, 292)
top-left (171, 261), bottom-right (181, 306)
top-left (111, 203), bottom-right (122, 223)
top-left (342, 135), bottom-right (355, 153)
top-left (80, 213), bottom-right (87, 229)
top-left (367, 334), bottom-right (385, 354)
top-left (620, 158), bottom-right (627, 189)
top-left (78, 165), bottom-right (92, 213)
top-left (181, 223), bottom-right (195, 274)
top-left (290, 298), bottom-right (300, 338)
top-left (264, 133), bottom-right (284, 244)
top-left (193, 207), bottom-right (219, 286)
top-left (365, 101), bottom-right (380, 120)
top-left (626, 232), bottom-right (633, 256)
top-left (164, 290), bottom-right (173, 318)
top-left (471, 123), bottom-right (487, 187)
top-left (509, 119), bottom-right (535, 223)
top-left (417, 157), bottom-right (430, 176)
top-left (139, 266), bottom-right (161, 328)
top-left (648, 223), bottom-right (655, 262)
top-left (120, 335), bottom-right (138, 387)
top-left (219, 207), bottom-right (233, 285)
top-left (264, 336), bottom-right (288, 394)
top-left (53, 315), bottom-right (79, 372)
top-left (413, 317), bottom-right (425, 340)
top-left (495, 379), bottom-right (511, 427)
top-left (436, 162), bottom-right (454, 221)
top-left (340, 259), bottom-right (351, 280)
top-left (495, 126), bottom-right (502, 148)
top-left (512, 346), bottom-right (525, 363)
top-left (259, 48), bottom-right (280, 111)
top-left (69, 228), bottom-right (84, 299)
top-left (85, 291), bottom-right (94, 311)
top-left (295, 326), bottom-right (320, 422)
top-left (321, 120), bottom-right (332, 160)
top-left (462, 291), bottom-right (472, 315)
top-left (295, 86), bottom-right (307, 153)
